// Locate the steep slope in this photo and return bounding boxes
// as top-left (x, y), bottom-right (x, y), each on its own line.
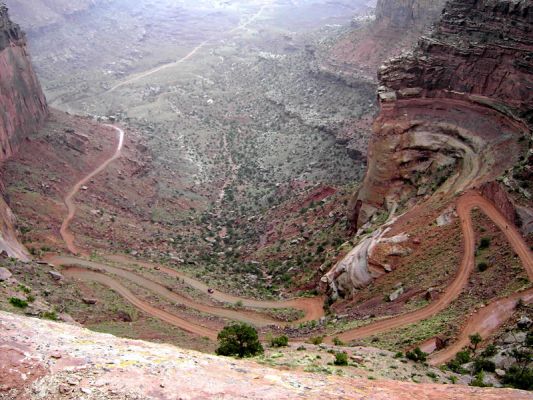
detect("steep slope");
top-left (2, 310), bottom-right (531, 399)
top-left (0, 3), bottom-right (48, 260)
top-left (324, 0), bottom-right (532, 295)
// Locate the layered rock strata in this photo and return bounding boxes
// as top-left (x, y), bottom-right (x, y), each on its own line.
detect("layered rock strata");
top-left (0, 4), bottom-right (48, 259)
top-left (324, 0), bottom-right (532, 295)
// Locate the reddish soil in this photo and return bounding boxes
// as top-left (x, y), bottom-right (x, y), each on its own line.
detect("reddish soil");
top-left (324, 192), bottom-right (533, 348)
top-left (60, 125), bottom-right (124, 255)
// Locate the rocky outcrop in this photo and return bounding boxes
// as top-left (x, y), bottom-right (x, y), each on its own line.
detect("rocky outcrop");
top-left (0, 4), bottom-right (48, 260)
top-left (353, 0), bottom-right (532, 228)
top-left (324, 0), bottom-right (532, 295)
top-left (1, 311), bottom-right (530, 399)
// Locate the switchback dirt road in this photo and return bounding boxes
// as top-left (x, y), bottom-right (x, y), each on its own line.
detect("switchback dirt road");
top-left (59, 125), bottom-right (124, 255)
top-left (326, 193), bottom-right (533, 363)
top-left (55, 112), bottom-right (533, 364)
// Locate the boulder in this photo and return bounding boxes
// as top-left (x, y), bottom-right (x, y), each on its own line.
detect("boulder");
top-left (388, 287), bottom-right (404, 302)
top-left (0, 267), bottom-right (12, 281)
top-left (48, 270), bottom-right (64, 281)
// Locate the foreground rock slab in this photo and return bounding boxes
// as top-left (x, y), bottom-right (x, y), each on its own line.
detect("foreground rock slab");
top-left (0, 311), bottom-right (530, 399)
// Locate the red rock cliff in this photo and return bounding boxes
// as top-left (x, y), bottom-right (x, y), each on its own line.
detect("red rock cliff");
top-left (352, 0), bottom-right (532, 228)
top-left (0, 3), bottom-right (47, 159)
top-left (0, 3), bottom-right (47, 259)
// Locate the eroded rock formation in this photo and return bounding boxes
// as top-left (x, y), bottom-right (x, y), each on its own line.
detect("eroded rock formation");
top-left (324, 0), bottom-right (532, 296)
top-left (355, 0), bottom-right (532, 228)
top-left (0, 3), bottom-right (48, 259)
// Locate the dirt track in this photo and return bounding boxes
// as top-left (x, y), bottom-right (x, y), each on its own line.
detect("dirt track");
top-left (55, 122), bottom-right (533, 361)
top-left (326, 193), bottom-right (533, 350)
top-left (61, 267), bottom-right (217, 340)
top-left (50, 255), bottom-right (317, 327)
top-left (59, 124), bottom-right (124, 255)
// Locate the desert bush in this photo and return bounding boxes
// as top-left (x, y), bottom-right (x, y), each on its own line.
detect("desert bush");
top-left (470, 371), bottom-right (492, 387)
top-left (215, 323), bottom-right (263, 358)
top-left (309, 336), bottom-right (324, 345)
top-left (472, 358), bottom-right (496, 373)
top-left (406, 347), bottom-right (427, 363)
top-left (481, 344), bottom-right (497, 358)
top-left (270, 335), bottom-right (289, 348)
top-left (503, 366), bottom-right (533, 390)
top-left (477, 261), bottom-right (489, 272)
top-left (334, 352), bottom-right (348, 366)
top-left (478, 237), bottom-right (491, 250)
top-left (9, 297), bottom-right (28, 308)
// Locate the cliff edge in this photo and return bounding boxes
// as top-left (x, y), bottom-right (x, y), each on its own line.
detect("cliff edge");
top-left (1, 310), bottom-right (530, 399)
top-left (0, 3), bottom-right (47, 259)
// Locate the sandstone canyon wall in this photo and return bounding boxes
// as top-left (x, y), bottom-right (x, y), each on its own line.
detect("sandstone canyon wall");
top-left (324, 0), bottom-right (532, 297)
top-left (354, 0), bottom-right (532, 227)
top-left (0, 3), bottom-right (48, 259)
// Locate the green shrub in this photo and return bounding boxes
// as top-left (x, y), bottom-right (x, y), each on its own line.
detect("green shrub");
top-left (470, 371), bottom-right (492, 387)
top-left (9, 297), bottom-right (28, 308)
top-left (455, 350), bottom-right (471, 364)
top-left (215, 323), bottom-right (264, 358)
top-left (405, 347), bottom-right (427, 363)
top-left (503, 366), bottom-right (533, 390)
top-left (473, 358), bottom-right (496, 373)
top-left (469, 333), bottom-right (482, 352)
top-left (394, 351), bottom-right (404, 359)
top-left (478, 237), bottom-right (491, 250)
top-left (17, 284), bottom-right (31, 294)
top-left (334, 352), bottom-right (348, 366)
top-left (42, 311), bottom-right (58, 320)
top-left (477, 262), bottom-right (489, 272)
top-left (447, 359), bottom-right (468, 374)
top-left (270, 335), bottom-right (289, 348)
top-left (333, 337), bottom-right (344, 346)
top-left (309, 336), bottom-right (324, 345)
top-left (481, 344), bottom-right (497, 358)
top-left (426, 371), bottom-right (437, 380)
top-left (447, 350), bottom-right (471, 373)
